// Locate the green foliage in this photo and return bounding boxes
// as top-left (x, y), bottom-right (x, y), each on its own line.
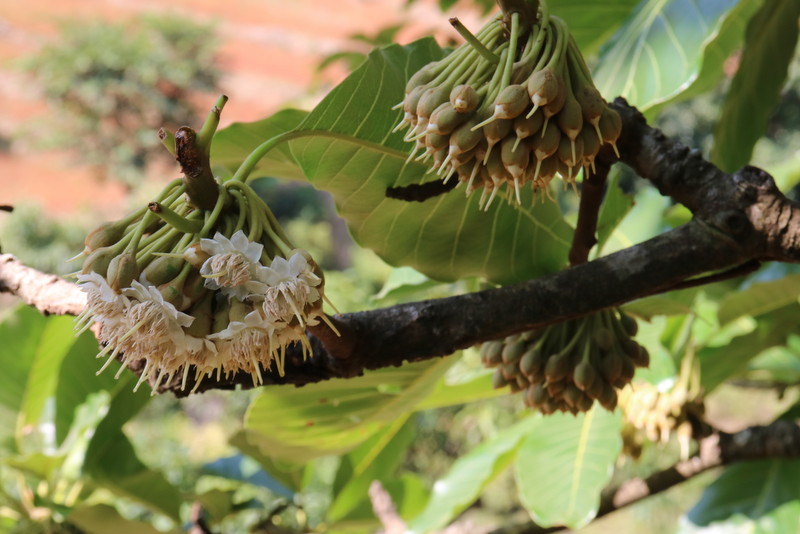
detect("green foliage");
top-left (0, 204), bottom-right (87, 275)
top-left (22, 14), bottom-right (220, 187)
top-left (8, 1), bottom-right (800, 533)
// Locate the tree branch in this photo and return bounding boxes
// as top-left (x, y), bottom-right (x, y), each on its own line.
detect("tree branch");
top-left (2, 100), bottom-right (800, 395)
top-left (0, 254), bottom-right (85, 316)
top-left (489, 420), bottom-right (800, 534)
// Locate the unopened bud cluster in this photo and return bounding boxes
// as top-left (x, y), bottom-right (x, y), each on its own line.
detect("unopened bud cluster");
top-left (392, 0), bottom-right (621, 209)
top-left (73, 101), bottom-right (336, 394)
top-left (480, 308), bottom-right (648, 414)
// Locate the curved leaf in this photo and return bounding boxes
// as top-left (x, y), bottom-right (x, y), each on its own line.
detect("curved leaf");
top-left (718, 274), bottom-right (800, 326)
top-left (515, 407), bottom-right (621, 529)
top-left (550, 0), bottom-right (640, 55)
top-left (213, 39), bottom-right (572, 284)
top-left (594, 0), bottom-right (742, 111)
top-left (243, 358), bottom-right (452, 462)
top-left (406, 415), bottom-right (540, 533)
top-left (711, 0), bottom-right (800, 172)
top-left (686, 459), bottom-right (800, 530)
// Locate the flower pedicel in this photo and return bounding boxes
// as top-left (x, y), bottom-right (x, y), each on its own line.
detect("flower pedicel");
top-left (72, 96), bottom-right (338, 394)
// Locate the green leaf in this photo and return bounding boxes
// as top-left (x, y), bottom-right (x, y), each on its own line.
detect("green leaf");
top-left (515, 407), bottom-right (622, 529)
top-left (646, 0), bottom-right (764, 116)
top-left (595, 170), bottom-right (634, 254)
top-left (214, 39), bottom-right (573, 284)
top-left (68, 504), bottom-right (183, 534)
top-left (243, 358), bottom-right (453, 462)
top-left (414, 372), bottom-right (503, 411)
top-left (711, 0), bottom-right (800, 172)
top-left (623, 295), bottom-right (694, 319)
top-left (549, 1), bottom-right (640, 55)
top-left (600, 187), bottom-right (670, 255)
top-left (406, 415), bottom-right (540, 533)
top-left (228, 430), bottom-right (305, 492)
top-left (700, 305), bottom-right (799, 391)
top-left (686, 460), bottom-right (800, 530)
top-left (83, 379), bottom-right (182, 521)
top-left (718, 274), bottom-right (800, 326)
top-left (212, 108), bottom-right (307, 181)
top-left (594, 0), bottom-right (743, 111)
top-left (329, 415), bottom-right (415, 521)
top-left (202, 454), bottom-right (294, 498)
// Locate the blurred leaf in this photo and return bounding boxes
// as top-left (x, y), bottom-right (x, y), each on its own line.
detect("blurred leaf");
top-left (623, 295), bottom-right (694, 319)
top-left (717, 274), bottom-right (800, 326)
top-left (595, 170), bottom-right (634, 254)
top-left (700, 305), bottom-right (799, 391)
top-left (686, 460), bottom-right (800, 530)
top-left (515, 407), bottom-right (621, 529)
top-left (711, 0), bottom-right (800, 172)
top-left (406, 415), bottom-right (539, 533)
top-left (414, 372), bottom-right (503, 411)
top-left (68, 504), bottom-right (182, 534)
top-left (594, 0), bottom-right (743, 111)
top-left (54, 331), bottom-right (117, 445)
top-left (375, 266), bottom-right (435, 300)
top-left (212, 108), bottom-right (307, 181)
top-left (202, 454), bottom-right (294, 499)
top-left (747, 345), bottom-right (800, 383)
top-left (646, 0), bottom-right (764, 116)
top-left (601, 187), bottom-right (670, 254)
top-left (83, 379), bottom-right (182, 521)
top-left (214, 39), bottom-right (573, 284)
top-left (244, 359), bottom-right (452, 462)
top-left (329, 415), bottom-right (414, 521)
top-left (550, 0), bottom-right (640, 56)
top-left (228, 430), bottom-right (305, 492)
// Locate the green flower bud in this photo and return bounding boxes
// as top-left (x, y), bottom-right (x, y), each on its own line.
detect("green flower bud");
top-left (416, 86), bottom-right (450, 120)
top-left (526, 68), bottom-right (561, 114)
top-left (107, 252), bottom-right (139, 293)
top-left (573, 360), bottom-right (597, 392)
top-left (502, 338), bottom-right (526, 365)
top-left (427, 102), bottom-right (470, 135)
top-left (544, 351), bottom-right (572, 383)
top-left (185, 291), bottom-right (214, 338)
top-left (480, 340), bottom-right (504, 367)
top-left (450, 84), bottom-right (480, 113)
top-left (81, 246), bottom-right (116, 277)
top-left (493, 84), bottom-right (529, 119)
top-left (142, 255), bottom-right (185, 286)
top-left (84, 221), bottom-right (127, 252)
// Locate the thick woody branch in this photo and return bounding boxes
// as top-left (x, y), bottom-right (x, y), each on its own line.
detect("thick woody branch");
top-left (0, 254), bottom-right (85, 316)
top-left (2, 100), bottom-right (800, 396)
top-left (490, 420), bottom-right (800, 534)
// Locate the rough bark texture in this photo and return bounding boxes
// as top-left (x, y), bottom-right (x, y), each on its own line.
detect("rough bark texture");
top-left (2, 99), bottom-right (800, 396)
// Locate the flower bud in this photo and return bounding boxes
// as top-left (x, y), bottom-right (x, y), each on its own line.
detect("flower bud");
top-left (107, 252), bottom-right (139, 293)
top-left (81, 246), bottom-right (116, 277)
top-left (142, 255), bottom-right (185, 286)
top-left (84, 221), bottom-right (127, 252)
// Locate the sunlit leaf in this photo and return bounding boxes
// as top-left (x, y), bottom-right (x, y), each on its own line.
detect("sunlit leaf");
top-left (68, 504), bottom-right (183, 534)
top-left (406, 415), bottom-right (539, 533)
top-left (711, 0), bottom-right (800, 172)
top-left (594, 0), bottom-right (743, 111)
top-left (549, 0), bottom-right (641, 55)
top-left (515, 407), bottom-right (621, 529)
top-left (213, 39), bottom-right (573, 284)
top-left (243, 359), bottom-right (452, 462)
top-left (595, 170), bottom-right (634, 254)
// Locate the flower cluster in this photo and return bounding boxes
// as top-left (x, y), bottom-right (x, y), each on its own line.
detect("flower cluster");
top-left (73, 99), bottom-right (337, 394)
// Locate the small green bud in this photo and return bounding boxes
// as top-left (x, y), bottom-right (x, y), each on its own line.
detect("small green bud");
top-left (107, 252), bottom-right (139, 293)
top-left (502, 338), bottom-right (526, 365)
top-left (81, 246), bottom-right (116, 277)
top-left (619, 312), bottom-right (638, 336)
top-left (493, 84), bottom-right (529, 119)
top-left (84, 221), bottom-right (126, 252)
top-left (573, 360), bottom-right (597, 392)
top-left (544, 352), bottom-right (572, 383)
top-left (450, 84), bottom-right (480, 113)
top-left (142, 255), bottom-right (185, 286)
top-left (416, 86), bottom-right (450, 120)
top-left (427, 102), bottom-right (469, 135)
top-left (480, 340), bottom-right (504, 367)
top-left (405, 68), bottom-right (436, 94)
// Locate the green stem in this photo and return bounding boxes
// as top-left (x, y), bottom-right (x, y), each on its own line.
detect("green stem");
top-left (196, 94), bottom-right (229, 153)
top-left (449, 17), bottom-right (500, 64)
top-left (500, 13), bottom-right (520, 88)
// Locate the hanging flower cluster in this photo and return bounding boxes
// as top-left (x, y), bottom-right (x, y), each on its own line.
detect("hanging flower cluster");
top-left (73, 97), bottom-right (337, 394)
top-left (392, 0), bottom-right (620, 209)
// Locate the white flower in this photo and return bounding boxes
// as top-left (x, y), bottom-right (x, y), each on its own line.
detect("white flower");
top-left (256, 251), bottom-right (322, 327)
top-left (208, 309), bottom-right (279, 385)
top-left (74, 271), bottom-right (128, 336)
top-left (199, 230), bottom-right (265, 300)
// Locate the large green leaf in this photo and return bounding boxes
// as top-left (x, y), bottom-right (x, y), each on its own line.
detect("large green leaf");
top-left (83, 379), bottom-right (182, 521)
top-left (645, 0), bottom-right (764, 116)
top-left (594, 0), bottom-right (743, 111)
top-left (717, 274), bottom-right (800, 326)
top-left (0, 306), bottom-right (84, 449)
top-left (328, 415), bottom-right (415, 521)
top-left (686, 460), bottom-right (800, 532)
top-left (211, 108), bottom-right (308, 181)
top-left (68, 504), bottom-right (183, 534)
top-left (406, 415), bottom-right (540, 534)
top-left (549, 0), bottom-right (641, 55)
top-left (711, 0), bottom-right (800, 172)
top-left (595, 170), bottom-right (634, 255)
top-left (700, 305), bottom-right (799, 391)
top-left (243, 358), bottom-right (452, 462)
top-left (515, 407), bottom-right (622, 529)
top-left (214, 39), bottom-right (573, 284)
